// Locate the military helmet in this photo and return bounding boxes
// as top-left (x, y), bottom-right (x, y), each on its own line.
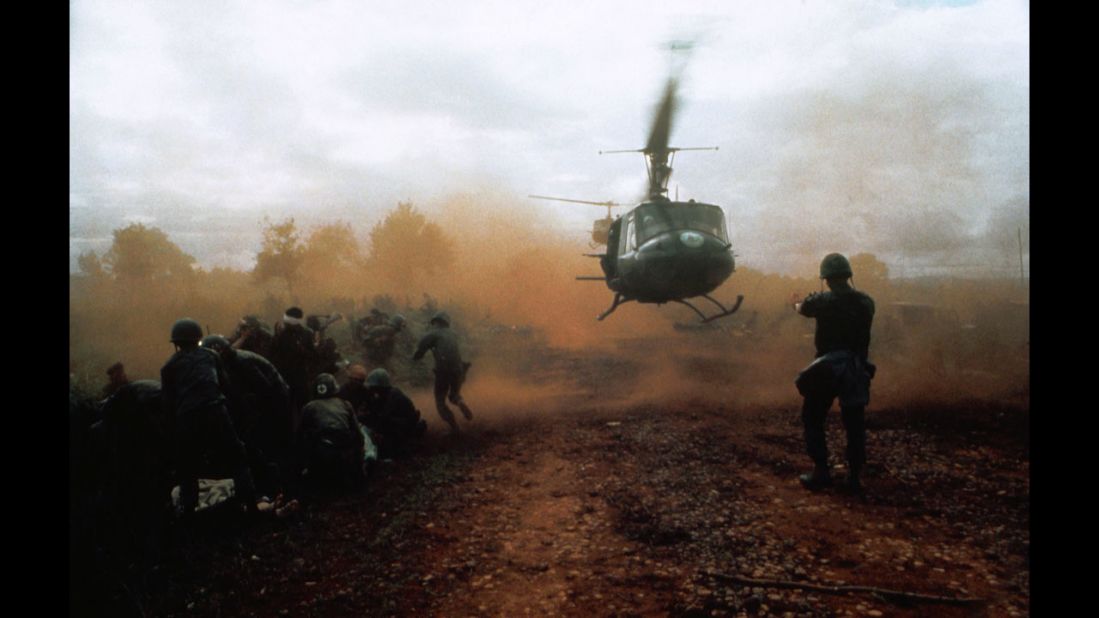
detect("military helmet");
top-left (314, 373), bottom-right (339, 398)
top-left (819, 253), bottom-right (853, 280)
top-left (347, 364), bottom-right (368, 382)
top-left (170, 318), bottom-right (203, 344)
top-left (200, 334), bottom-right (231, 352)
top-left (430, 311), bottom-right (451, 327)
top-left (366, 368), bottom-right (392, 388)
top-left (389, 314), bottom-right (406, 328)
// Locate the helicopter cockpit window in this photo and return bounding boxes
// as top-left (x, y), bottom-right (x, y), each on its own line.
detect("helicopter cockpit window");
top-left (626, 216), bottom-right (638, 251)
top-left (634, 203), bottom-right (728, 244)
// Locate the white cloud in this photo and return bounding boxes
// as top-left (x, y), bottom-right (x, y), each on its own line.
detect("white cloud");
top-left (70, 0), bottom-right (1028, 276)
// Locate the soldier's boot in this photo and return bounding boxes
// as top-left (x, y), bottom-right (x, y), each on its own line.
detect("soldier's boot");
top-left (798, 463), bottom-right (833, 491)
top-left (437, 406), bottom-right (461, 437)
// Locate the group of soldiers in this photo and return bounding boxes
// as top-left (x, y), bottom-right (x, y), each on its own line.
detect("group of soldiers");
top-left (75, 304), bottom-right (477, 527)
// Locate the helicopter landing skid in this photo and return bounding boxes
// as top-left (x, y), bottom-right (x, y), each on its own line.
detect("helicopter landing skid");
top-left (673, 294), bottom-right (745, 323)
top-left (597, 293), bottom-right (633, 321)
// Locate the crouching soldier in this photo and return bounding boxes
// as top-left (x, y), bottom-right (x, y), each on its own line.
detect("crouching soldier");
top-left (412, 311), bottom-right (473, 436)
top-left (359, 368), bottom-right (426, 458)
top-left (162, 318), bottom-right (259, 517)
top-left (298, 373), bottom-right (366, 489)
top-left (201, 335), bottom-right (296, 496)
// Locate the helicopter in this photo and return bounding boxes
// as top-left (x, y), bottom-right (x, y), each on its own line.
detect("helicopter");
top-left (537, 75), bottom-right (744, 323)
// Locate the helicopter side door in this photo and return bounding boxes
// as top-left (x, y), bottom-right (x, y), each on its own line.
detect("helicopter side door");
top-left (600, 217), bottom-right (623, 280)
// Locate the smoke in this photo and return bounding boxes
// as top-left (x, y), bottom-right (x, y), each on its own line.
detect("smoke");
top-left (735, 59), bottom-right (1027, 277)
top-left (70, 185), bottom-right (1027, 420)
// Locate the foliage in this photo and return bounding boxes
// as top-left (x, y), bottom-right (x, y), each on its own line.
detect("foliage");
top-left (102, 223), bottom-right (196, 282)
top-left (368, 202), bottom-right (454, 289)
top-left (849, 253), bottom-right (890, 282)
top-left (77, 251), bottom-right (107, 279)
top-left (253, 217), bottom-right (305, 298)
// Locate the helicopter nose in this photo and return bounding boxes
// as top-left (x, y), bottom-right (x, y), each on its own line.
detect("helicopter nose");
top-left (679, 231), bottom-right (705, 248)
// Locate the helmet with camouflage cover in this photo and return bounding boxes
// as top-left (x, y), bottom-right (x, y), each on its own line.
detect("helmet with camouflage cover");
top-left (170, 318), bottom-right (203, 344)
top-left (389, 314), bottom-right (406, 329)
top-left (200, 334), bottom-right (231, 353)
top-left (313, 373), bottom-right (339, 398)
top-left (366, 368), bottom-right (392, 389)
top-left (819, 253), bottom-right (853, 280)
top-left (430, 311), bottom-right (451, 327)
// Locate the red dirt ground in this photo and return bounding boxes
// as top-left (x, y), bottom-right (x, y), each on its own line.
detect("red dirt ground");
top-left (81, 334), bottom-right (1029, 617)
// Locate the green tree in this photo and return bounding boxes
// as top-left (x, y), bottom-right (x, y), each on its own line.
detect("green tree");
top-left (368, 202), bottom-right (454, 289)
top-left (253, 217), bottom-right (305, 299)
top-left (302, 222), bottom-right (364, 271)
top-left (298, 221), bottom-right (366, 299)
top-left (77, 250), bottom-right (107, 280)
top-left (102, 223), bottom-right (195, 282)
top-left (849, 253), bottom-right (889, 283)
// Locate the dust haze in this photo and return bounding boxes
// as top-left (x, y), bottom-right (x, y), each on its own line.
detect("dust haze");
top-left (70, 185), bottom-right (1029, 422)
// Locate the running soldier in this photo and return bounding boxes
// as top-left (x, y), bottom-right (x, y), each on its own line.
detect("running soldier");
top-left (412, 311), bottom-right (473, 435)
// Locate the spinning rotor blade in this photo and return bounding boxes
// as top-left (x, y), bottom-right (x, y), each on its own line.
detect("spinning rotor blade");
top-left (645, 77), bottom-right (678, 155)
top-left (528, 195), bottom-right (622, 207)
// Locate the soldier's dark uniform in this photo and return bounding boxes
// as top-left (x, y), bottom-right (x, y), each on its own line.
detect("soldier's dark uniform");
top-left (230, 315), bottom-right (275, 359)
top-left (358, 369), bottom-right (426, 458)
top-left (299, 375), bottom-right (365, 487)
top-left (207, 338), bottom-right (297, 494)
top-left (413, 312), bottom-right (473, 434)
top-left (269, 309), bottom-right (316, 430)
top-left (161, 320), bottom-right (257, 515)
top-left (796, 254), bottom-right (876, 491)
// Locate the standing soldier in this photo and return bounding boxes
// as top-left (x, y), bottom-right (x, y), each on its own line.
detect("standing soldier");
top-left (793, 253), bottom-right (876, 493)
top-left (412, 311), bottom-right (473, 436)
top-left (269, 306), bottom-right (316, 430)
top-left (161, 318), bottom-right (258, 517)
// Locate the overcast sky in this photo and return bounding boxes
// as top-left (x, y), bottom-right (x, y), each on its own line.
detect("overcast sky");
top-left (70, 0), bottom-right (1029, 277)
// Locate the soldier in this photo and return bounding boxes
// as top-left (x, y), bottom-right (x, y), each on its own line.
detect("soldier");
top-left (201, 335), bottom-right (297, 495)
top-left (362, 314), bottom-right (407, 368)
top-left (298, 373), bottom-right (366, 489)
top-left (307, 312), bottom-right (345, 376)
top-left (161, 318), bottom-right (258, 517)
top-left (101, 361), bottom-right (130, 399)
top-left (337, 363), bottom-right (371, 415)
top-left (229, 315), bottom-right (275, 359)
top-left (412, 311), bottom-right (473, 435)
top-left (269, 306), bottom-right (317, 428)
top-left (793, 253), bottom-right (876, 493)
top-left (359, 368), bottom-right (426, 458)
